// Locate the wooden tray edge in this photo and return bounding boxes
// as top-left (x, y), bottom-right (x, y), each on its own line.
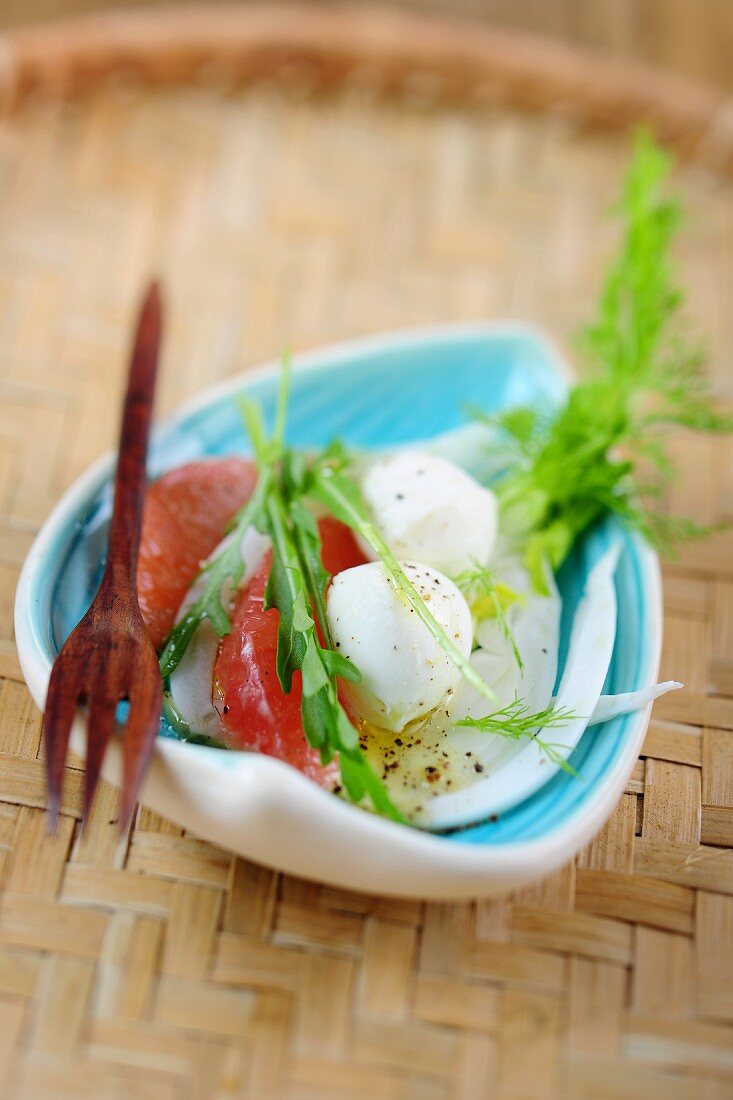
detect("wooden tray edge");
top-left (1, 3), bottom-right (732, 172)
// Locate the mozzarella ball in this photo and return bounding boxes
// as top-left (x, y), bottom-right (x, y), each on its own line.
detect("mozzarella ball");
top-left (327, 560), bottom-right (473, 732)
top-left (358, 451), bottom-right (498, 576)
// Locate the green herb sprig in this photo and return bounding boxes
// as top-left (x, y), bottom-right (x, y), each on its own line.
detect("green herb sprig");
top-left (481, 130), bottom-right (732, 593)
top-left (451, 563), bottom-right (525, 672)
top-left (455, 697), bottom-right (576, 774)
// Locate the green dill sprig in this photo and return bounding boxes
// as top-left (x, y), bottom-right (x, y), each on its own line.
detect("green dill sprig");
top-left (479, 130), bottom-right (732, 593)
top-left (455, 697), bottom-right (577, 774)
top-left (451, 562), bottom-right (525, 672)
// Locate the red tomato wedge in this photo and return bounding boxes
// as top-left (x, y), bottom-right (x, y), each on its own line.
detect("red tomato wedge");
top-left (214, 517), bottom-right (368, 784)
top-left (137, 458), bottom-right (257, 648)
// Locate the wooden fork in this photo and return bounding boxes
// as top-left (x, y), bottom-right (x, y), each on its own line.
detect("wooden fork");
top-left (43, 283), bottom-right (164, 832)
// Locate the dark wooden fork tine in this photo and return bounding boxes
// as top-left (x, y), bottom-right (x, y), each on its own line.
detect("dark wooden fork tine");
top-left (120, 674), bottom-right (164, 831)
top-left (43, 655), bottom-right (80, 831)
top-left (43, 282), bottom-right (163, 832)
top-left (83, 687), bottom-right (119, 823)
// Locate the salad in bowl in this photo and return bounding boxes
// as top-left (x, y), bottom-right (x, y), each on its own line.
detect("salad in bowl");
top-left (15, 133), bottom-right (730, 895)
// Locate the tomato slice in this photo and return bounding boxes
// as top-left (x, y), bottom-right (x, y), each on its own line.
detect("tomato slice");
top-left (214, 517), bottom-right (368, 783)
top-left (137, 458), bottom-right (257, 648)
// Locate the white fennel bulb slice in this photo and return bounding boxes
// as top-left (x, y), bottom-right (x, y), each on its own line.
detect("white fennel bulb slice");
top-left (588, 682), bottom-right (682, 725)
top-left (419, 540), bottom-right (621, 830)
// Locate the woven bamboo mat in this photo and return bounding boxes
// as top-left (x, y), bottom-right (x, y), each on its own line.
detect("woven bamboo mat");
top-left (0, 17), bottom-right (733, 1100)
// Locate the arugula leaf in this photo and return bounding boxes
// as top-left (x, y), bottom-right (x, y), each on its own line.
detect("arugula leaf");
top-left (274, 349), bottom-right (292, 448)
top-left (339, 747), bottom-right (408, 817)
top-left (159, 355), bottom-right (404, 822)
top-left (455, 696), bottom-right (577, 775)
top-left (235, 368), bottom-right (406, 822)
top-left (264, 486), bottom-right (309, 693)
top-left (289, 498), bottom-right (333, 648)
top-left (261, 480), bottom-right (406, 822)
top-left (481, 130), bottom-right (732, 589)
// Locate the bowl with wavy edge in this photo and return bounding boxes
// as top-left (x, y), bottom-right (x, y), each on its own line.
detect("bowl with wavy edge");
top-left (15, 323), bottom-right (661, 899)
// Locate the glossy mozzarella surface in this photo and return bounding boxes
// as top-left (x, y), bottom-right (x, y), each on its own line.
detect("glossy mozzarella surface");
top-left (358, 451), bottom-right (498, 575)
top-left (327, 561), bottom-right (472, 732)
